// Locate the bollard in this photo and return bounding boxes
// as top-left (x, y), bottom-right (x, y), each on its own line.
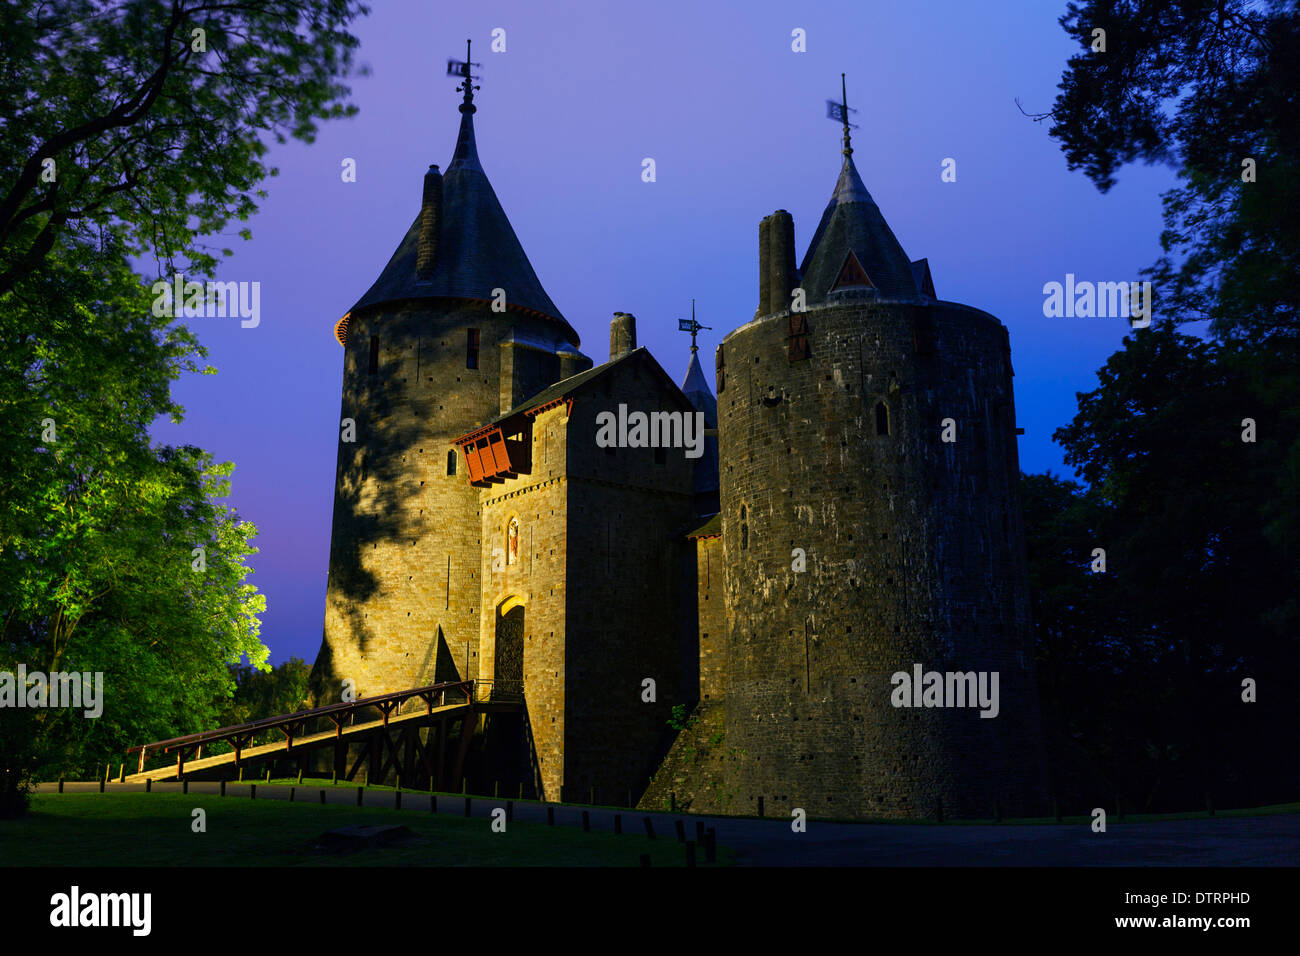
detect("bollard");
top-left (221, 780), bottom-right (226, 797)
top-left (183, 780), bottom-right (189, 795)
top-left (356, 786), bottom-right (363, 807)
top-left (757, 795), bottom-right (764, 818)
top-left (430, 794), bottom-right (438, 813)
top-left (640, 854), bottom-right (651, 868)
top-left (582, 810), bottom-right (590, 832)
top-left (250, 784), bottom-right (256, 800)
top-left (289, 787), bottom-right (295, 802)
top-left (394, 790), bottom-right (401, 810)
top-left (547, 806), bottom-right (555, 826)
top-left (320, 789), bottom-right (326, 804)
top-left (99, 778), bottom-right (105, 793)
top-left (464, 797), bottom-right (472, 818)
top-left (643, 817), bottom-right (655, 839)
top-left (614, 814), bottom-right (623, 835)
top-left (705, 827), bottom-right (717, 863)
top-left (686, 840), bottom-right (696, 868)
top-left (58, 779), bottom-right (64, 793)
top-left (145, 779), bottom-right (151, 793)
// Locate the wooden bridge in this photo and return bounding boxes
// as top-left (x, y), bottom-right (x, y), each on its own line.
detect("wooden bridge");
top-left (124, 680), bottom-right (522, 791)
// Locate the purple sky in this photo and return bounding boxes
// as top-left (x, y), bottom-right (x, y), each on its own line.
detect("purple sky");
top-left (152, 0), bottom-right (1178, 667)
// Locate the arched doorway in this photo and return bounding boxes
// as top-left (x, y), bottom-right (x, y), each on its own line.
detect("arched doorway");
top-left (494, 599), bottom-right (524, 698)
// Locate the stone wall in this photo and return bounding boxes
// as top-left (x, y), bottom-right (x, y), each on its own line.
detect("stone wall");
top-left (313, 301), bottom-right (569, 704)
top-left (717, 296), bottom-right (1049, 819)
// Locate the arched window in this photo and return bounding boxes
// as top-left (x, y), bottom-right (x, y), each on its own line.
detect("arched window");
top-left (740, 505), bottom-right (749, 550)
top-left (875, 400), bottom-right (890, 436)
top-left (447, 449), bottom-right (457, 475)
top-left (506, 516), bottom-right (520, 565)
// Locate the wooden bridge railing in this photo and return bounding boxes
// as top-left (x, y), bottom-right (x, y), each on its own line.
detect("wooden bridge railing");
top-left (125, 679), bottom-right (474, 777)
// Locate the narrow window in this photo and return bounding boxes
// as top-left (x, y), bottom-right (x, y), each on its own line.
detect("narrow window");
top-left (466, 328), bottom-right (480, 369)
top-left (875, 401), bottom-right (890, 436)
top-left (740, 505), bottom-right (749, 550)
top-left (447, 449), bottom-right (457, 475)
top-left (368, 335), bottom-right (380, 375)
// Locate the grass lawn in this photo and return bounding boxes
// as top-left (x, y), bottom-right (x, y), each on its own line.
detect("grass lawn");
top-left (0, 792), bottom-right (727, 867)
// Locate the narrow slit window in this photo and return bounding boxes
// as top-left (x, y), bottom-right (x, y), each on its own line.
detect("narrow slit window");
top-left (447, 449), bottom-right (457, 475)
top-left (875, 401), bottom-right (890, 436)
top-left (466, 328), bottom-right (480, 369)
top-left (740, 505), bottom-right (749, 550)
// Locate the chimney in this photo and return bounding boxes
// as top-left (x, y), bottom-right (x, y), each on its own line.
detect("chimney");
top-left (757, 215), bottom-right (772, 316)
top-left (768, 210), bottom-right (797, 314)
top-left (609, 312), bottom-right (637, 361)
top-left (417, 164), bottom-right (442, 278)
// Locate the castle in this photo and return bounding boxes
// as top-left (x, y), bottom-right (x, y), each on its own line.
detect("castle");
top-left (310, 66), bottom-right (1049, 820)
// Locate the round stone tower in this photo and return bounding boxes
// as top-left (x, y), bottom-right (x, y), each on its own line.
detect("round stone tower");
top-left (312, 66), bottom-right (588, 703)
top-left (716, 125), bottom-right (1048, 820)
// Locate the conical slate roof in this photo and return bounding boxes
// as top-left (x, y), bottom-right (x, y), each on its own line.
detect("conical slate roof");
top-left (681, 348), bottom-right (719, 510)
top-left (346, 102), bottom-right (579, 347)
top-left (798, 154), bottom-right (918, 302)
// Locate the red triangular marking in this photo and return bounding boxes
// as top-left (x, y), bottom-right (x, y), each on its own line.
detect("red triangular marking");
top-left (833, 250), bottom-right (874, 289)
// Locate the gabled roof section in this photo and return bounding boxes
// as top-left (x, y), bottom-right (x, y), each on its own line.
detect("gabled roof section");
top-left (798, 154), bottom-right (918, 303)
top-left (910, 258), bottom-right (936, 298)
top-left (345, 97), bottom-right (579, 347)
top-left (831, 249), bottom-right (875, 291)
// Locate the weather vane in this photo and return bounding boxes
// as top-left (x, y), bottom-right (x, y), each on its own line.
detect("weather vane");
top-left (677, 299), bottom-right (711, 353)
top-left (447, 39), bottom-right (481, 108)
top-left (825, 73), bottom-right (858, 157)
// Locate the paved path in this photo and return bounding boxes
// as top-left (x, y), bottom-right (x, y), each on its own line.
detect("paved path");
top-left (41, 782), bottom-right (1300, 866)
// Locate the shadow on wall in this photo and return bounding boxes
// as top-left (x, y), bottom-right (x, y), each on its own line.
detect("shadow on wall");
top-left (310, 338), bottom-right (430, 699)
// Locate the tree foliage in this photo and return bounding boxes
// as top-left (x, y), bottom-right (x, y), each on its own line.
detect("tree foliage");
top-left (0, 0), bottom-right (370, 295)
top-left (0, 0), bottom-right (368, 812)
top-left (1048, 0), bottom-right (1300, 342)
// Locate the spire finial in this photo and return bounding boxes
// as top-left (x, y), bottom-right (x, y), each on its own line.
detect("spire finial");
top-left (678, 299), bottom-right (711, 354)
top-left (456, 38), bottom-right (479, 113)
top-left (840, 73), bottom-right (852, 158)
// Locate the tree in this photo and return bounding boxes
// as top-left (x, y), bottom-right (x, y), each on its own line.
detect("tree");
top-left (0, 237), bottom-right (268, 806)
top-left (1025, 325), bottom-right (1298, 810)
top-left (1, 0), bottom-right (368, 817)
top-left (1045, 0), bottom-right (1300, 343)
top-left (0, 0), bottom-right (370, 296)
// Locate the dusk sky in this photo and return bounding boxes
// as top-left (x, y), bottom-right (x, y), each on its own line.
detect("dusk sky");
top-left (151, 0), bottom-right (1179, 667)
